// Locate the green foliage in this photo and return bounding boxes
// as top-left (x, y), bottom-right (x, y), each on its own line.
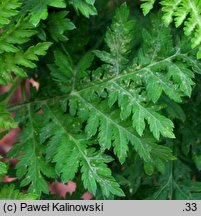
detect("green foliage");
top-left (69, 0), bottom-right (97, 18)
top-left (0, 18), bottom-right (37, 54)
top-left (0, 0), bottom-right (52, 85)
top-left (0, 0), bottom-right (22, 28)
top-left (141, 0), bottom-right (155, 15)
top-left (23, 0), bottom-right (66, 26)
top-left (0, 156), bottom-right (8, 181)
top-left (94, 3), bottom-right (134, 75)
top-left (141, 0), bottom-right (201, 58)
top-left (8, 105), bottom-right (56, 195)
top-left (0, 0), bottom-right (201, 200)
top-left (0, 42), bottom-right (52, 84)
top-left (0, 104), bottom-right (17, 132)
top-left (47, 11), bottom-right (76, 42)
top-left (147, 159), bottom-right (201, 200)
top-left (40, 103), bottom-right (124, 197)
top-left (0, 185), bottom-right (38, 200)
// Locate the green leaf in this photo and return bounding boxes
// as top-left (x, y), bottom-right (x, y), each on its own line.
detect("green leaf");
top-left (19, 42), bottom-right (52, 64)
top-left (23, 0), bottom-right (66, 26)
top-left (167, 63), bottom-right (195, 97)
top-left (81, 153), bottom-right (124, 197)
top-left (162, 96), bottom-right (186, 122)
top-left (0, 104), bottom-right (17, 131)
top-left (0, 42), bottom-right (52, 84)
top-left (0, 156), bottom-right (8, 181)
top-left (0, 0), bottom-right (22, 28)
top-left (69, 93), bottom-right (152, 163)
top-left (49, 5), bottom-right (197, 166)
top-left (106, 82), bottom-right (175, 140)
top-left (8, 105), bottom-right (55, 195)
top-left (50, 50), bottom-right (94, 92)
top-left (147, 110), bottom-right (175, 140)
top-left (40, 104), bottom-right (124, 198)
top-left (0, 18), bottom-right (37, 54)
top-left (0, 185), bottom-right (38, 200)
top-left (142, 0), bottom-right (201, 59)
top-left (3, 2), bottom-right (199, 200)
top-left (141, 0), bottom-right (156, 15)
top-left (47, 11), bottom-right (75, 42)
top-left (94, 3), bottom-right (134, 75)
top-left (69, 0), bottom-right (97, 18)
top-left (148, 159), bottom-right (201, 200)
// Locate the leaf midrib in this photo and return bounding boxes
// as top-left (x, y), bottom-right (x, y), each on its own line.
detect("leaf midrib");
top-left (8, 50), bottom-right (182, 112)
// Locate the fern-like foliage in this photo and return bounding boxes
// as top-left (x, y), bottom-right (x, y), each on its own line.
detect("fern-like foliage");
top-left (23, 0), bottom-right (66, 26)
top-left (0, 0), bottom-right (22, 28)
top-left (9, 102), bottom-right (124, 197)
top-left (0, 42), bottom-right (52, 84)
top-left (27, 3), bottom-right (195, 196)
top-left (0, 156), bottom-right (8, 181)
top-left (49, 3), bottom-right (197, 163)
top-left (141, 0), bottom-right (201, 58)
top-left (0, 17), bottom-right (37, 54)
top-left (40, 103), bottom-right (124, 197)
top-left (141, 0), bottom-right (155, 16)
top-left (69, 0), bottom-right (97, 18)
top-left (0, 185), bottom-right (38, 200)
top-left (0, 104), bottom-right (17, 132)
top-left (94, 3), bottom-right (134, 75)
top-left (148, 158), bottom-right (201, 200)
top-left (6, 2), bottom-right (201, 198)
top-left (8, 105), bottom-right (56, 195)
top-left (47, 11), bottom-right (76, 42)
top-left (0, 0), bottom-right (97, 85)
top-left (0, 1), bottom-right (53, 85)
